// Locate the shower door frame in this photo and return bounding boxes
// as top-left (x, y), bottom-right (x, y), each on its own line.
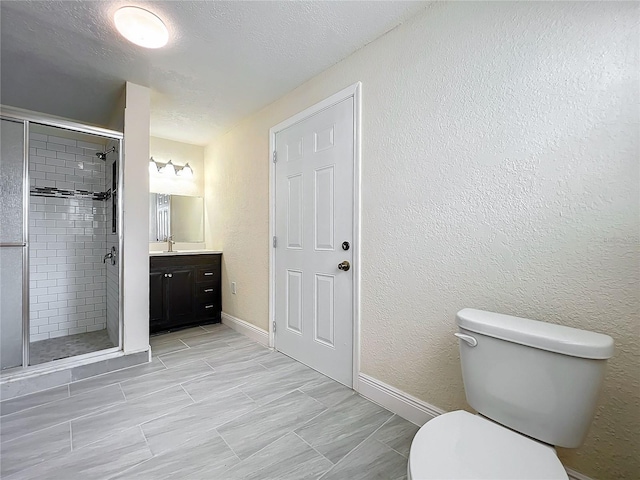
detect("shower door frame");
top-left (0, 105), bottom-right (124, 370)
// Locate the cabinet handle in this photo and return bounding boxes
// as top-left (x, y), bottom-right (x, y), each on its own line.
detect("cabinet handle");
top-left (205, 305), bottom-right (214, 309)
top-left (204, 288), bottom-right (213, 293)
top-left (203, 272), bottom-right (213, 276)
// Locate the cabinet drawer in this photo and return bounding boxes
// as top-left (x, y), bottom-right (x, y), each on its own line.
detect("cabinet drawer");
top-left (196, 283), bottom-right (217, 298)
top-left (196, 266), bottom-right (220, 283)
top-left (196, 301), bottom-right (220, 320)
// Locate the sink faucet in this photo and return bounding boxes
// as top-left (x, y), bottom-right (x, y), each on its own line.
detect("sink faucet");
top-left (167, 235), bottom-right (175, 252)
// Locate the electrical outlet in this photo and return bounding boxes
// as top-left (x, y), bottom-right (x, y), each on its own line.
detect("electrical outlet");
top-left (231, 282), bottom-right (236, 294)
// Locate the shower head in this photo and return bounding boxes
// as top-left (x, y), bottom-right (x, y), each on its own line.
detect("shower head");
top-left (95, 146), bottom-right (117, 161)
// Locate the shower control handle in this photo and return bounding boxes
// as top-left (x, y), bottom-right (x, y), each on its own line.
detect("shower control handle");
top-left (103, 246), bottom-right (117, 266)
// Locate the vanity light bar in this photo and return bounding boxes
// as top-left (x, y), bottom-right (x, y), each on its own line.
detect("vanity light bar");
top-left (149, 157), bottom-right (193, 177)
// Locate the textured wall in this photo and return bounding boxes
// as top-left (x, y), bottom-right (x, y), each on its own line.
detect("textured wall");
top-left (204, 2), bottom-right (639, 478)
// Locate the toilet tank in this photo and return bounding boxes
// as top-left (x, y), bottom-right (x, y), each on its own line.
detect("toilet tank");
top-left (456, 308), bottom-right (614, 448)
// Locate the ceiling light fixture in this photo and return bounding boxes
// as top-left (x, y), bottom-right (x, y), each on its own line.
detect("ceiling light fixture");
top-left (114, 6), bottom-right (169, 49)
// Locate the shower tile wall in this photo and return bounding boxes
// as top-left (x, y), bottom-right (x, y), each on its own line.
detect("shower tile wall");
top-left (28, 132), bottom-right (107, 342)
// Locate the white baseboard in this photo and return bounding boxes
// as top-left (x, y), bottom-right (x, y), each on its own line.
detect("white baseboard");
top-left (358, 373), bottom-right (445, 426)
top-left (221, 312), bottom-right (269, 346)
top-left (565, 468), bottom-right (595, 480)
top-left (357, 373), bottom-right (594, 480)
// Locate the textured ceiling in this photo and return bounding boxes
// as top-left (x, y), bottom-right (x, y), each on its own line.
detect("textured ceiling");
top-left (0, 1), bottom-right (428, 145)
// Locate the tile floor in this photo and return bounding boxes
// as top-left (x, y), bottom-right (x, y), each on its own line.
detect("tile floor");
top-left (0, 324), bottom-right (418, 479)
top-left (29, 329), bottom-right (115, 365)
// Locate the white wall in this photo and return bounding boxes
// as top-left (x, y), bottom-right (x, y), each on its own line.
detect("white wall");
top-left (203, 2), bottom-right (639, 478)
top-left (121, 82), bottom-right (151, 354)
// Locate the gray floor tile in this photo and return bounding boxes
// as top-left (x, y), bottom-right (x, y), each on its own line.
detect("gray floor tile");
top-left (373, 415), bottom-right (419, 457)
top-left (150, 337), bottom-right (188, 356)
top-left (240, 361), bottom-right (325, 405)
top-left (319, 438), bottom-right (408, 480)
top-left (0, 423), bottom-right (71, 477)
top-left (0, 326), bottom-right (407, 480)
top-left (0, 384), bottom-right (124, 444)
top-left (218, 389), bottom-right (327, 459)
top-left (0, 385), bottom-right (69, 417)
top-left (182, 328), bottom-right (241, 347)
top-left (119, 360), bottom-right (213, 400)
top-left (200, 323), bottom-right (230, 333)
top-left (141, 387), bottom-right (257, 455)
top-left (0, 369), bottom-right (71, 401)
top-left (158, 339), bottom-right (231, 368)
top-left (225, 432), bottom-right (333, 480)
top-left (257, 351), bottom-right (300, 370)
top-left (150, 325), bottom-right (209, 342)
top-left (204, 342), bottom-right (272, 367)
top-left (300, 374), bottom-right (355, 408)
top-left (112, 429), bottom-right (239, 479)
top-left (184, 358), bottom-right (268, 402)
top-left (10, 426), bottom-right (152, 480)
top-left (296, 393), bottom-right (393, 464)
top-left (70, 384), bottom-right (192, 449)
top-left (69, 360), bottom-right (166, 396)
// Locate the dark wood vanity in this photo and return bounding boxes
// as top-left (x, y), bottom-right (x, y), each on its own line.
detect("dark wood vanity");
top-left (149, 253), bottom-right (221, 334)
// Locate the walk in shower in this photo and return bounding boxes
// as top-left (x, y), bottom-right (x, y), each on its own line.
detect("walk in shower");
top-left (0, 109), bottom-right (122, 370)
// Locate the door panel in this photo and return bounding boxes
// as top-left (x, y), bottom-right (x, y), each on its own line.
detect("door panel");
top-left (149, 271), bottom-right (165, 327)
top-left (166, 269), bottom-right (194, 326)
top-left (274, 97), bottom-right (354, 386)
top-left (0, 118), bottom-right (25, 370)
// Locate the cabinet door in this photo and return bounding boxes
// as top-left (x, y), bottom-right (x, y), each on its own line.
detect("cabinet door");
top-left (149, 271), bottom-right (166, 330)
top-left (166, 269), bottom-right (194, 326)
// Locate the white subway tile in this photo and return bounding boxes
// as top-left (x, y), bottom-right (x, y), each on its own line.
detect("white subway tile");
top-left (30, 132), bottom-right (48, 142)
top-left (49, 330), bottom-right (69, 339)
top-left (48, 136), bottom-right (76, 147)
top-left (46, 143), bottom-right (66, 152)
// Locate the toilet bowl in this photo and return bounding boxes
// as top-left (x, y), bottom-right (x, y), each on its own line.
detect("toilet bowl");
top-left (407, 411), bottom-right (567, 480)
top-left (407, 308), bottom-right (613, 480)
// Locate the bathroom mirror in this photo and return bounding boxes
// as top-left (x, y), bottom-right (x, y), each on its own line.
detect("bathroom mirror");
top-left (149, 193), bottom-right (204, 243)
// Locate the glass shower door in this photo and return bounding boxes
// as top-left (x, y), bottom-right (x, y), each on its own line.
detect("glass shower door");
top-left (0, 118), bottom-right (27, 370)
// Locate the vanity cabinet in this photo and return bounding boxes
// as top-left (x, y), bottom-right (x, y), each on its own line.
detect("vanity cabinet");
top-left (149, 253), bottom-right (221, 333)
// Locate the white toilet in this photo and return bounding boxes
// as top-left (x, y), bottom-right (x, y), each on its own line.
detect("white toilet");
top-left (408, 308), bottom-right (614, 480)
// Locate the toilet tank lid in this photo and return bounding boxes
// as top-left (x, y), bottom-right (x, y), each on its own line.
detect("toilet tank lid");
top-left (456, 309), bottom-right (614, 359)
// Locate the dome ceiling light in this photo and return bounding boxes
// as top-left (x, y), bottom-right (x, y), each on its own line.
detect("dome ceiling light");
top-left (114, 6), bottom-right (169, 49)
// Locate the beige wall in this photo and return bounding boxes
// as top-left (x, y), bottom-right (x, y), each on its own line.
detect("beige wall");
top-left (149, 136), bottom-right (204, 197)
top-left (203, 2), bottom-right (639, 478)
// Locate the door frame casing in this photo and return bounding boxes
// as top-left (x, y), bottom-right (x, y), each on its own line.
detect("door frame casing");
top-left (268, 82), bottom-right (362, 391)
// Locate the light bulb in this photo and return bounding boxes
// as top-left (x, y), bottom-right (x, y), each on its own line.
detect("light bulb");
top-left (177, 163), bottom-right (193, 178)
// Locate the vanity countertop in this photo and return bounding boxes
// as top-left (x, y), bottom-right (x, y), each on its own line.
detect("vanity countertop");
top-left (149, 250), bottom-right (222, 257)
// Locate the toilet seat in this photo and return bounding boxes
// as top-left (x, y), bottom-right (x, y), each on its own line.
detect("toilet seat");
top-left (408, 410), bottom-right (568, 480)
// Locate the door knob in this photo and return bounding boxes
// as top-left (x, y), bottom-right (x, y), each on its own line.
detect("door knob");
top-left (338, 261), bottom-right (350, 271)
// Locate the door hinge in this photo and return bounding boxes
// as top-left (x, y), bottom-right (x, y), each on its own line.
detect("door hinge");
top-left (273, 321), bottom-right (276, 333)
top-left (273, 151), bottom-right (277, 163)
top-left (273, 236), bottom-right (277, 248)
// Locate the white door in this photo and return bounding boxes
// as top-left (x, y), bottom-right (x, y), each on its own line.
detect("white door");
top-left (274, 97), bottom-right (354, 387)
